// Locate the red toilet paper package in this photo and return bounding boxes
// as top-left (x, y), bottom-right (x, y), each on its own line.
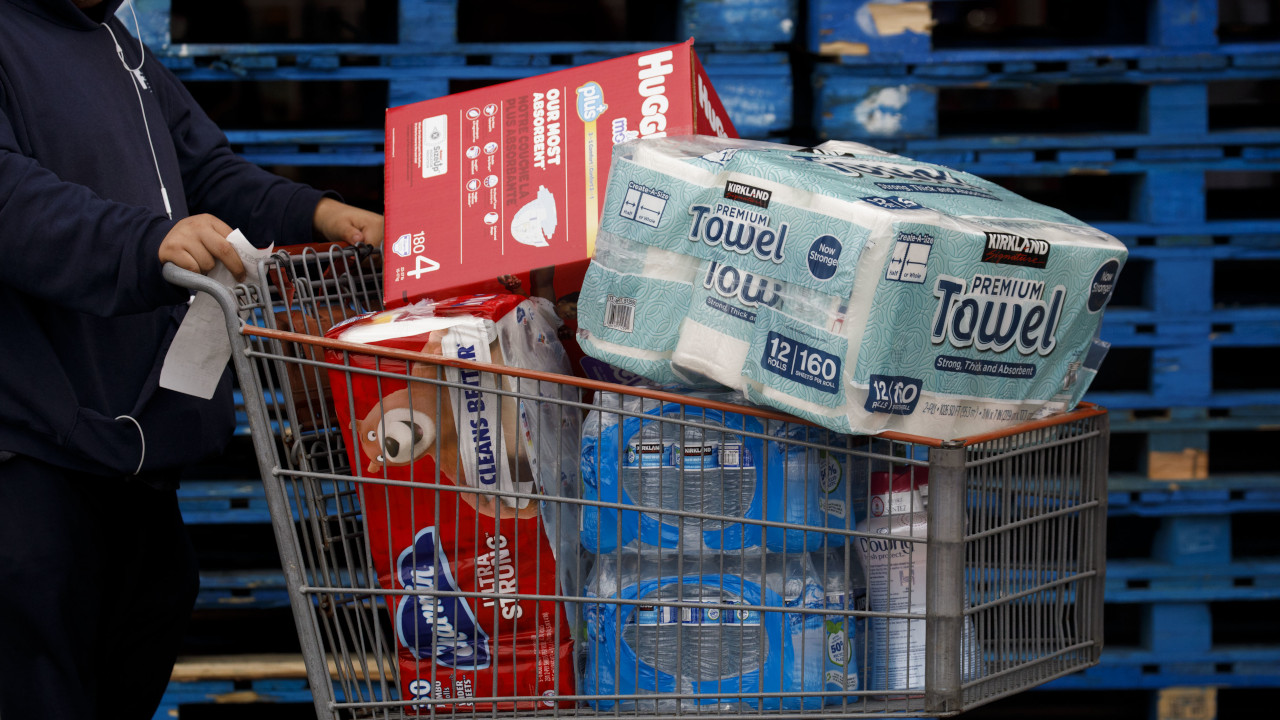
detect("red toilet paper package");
top-left (324, 294), bottom-right (581, 711)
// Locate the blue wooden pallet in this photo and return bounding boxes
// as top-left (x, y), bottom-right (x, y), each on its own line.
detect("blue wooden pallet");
top-left (180, 475), bottom-right (356, 523)
top-left (1105, 406), bottom-right (1279, 480)
top-left (1110, 472), bottom-right (1280, 517)
top-left (912, 149), bottom-right (1280, 179)
top-left (139, 0), bottom-right (797, 50)
top-left (157, 671), bottom-right (316, 720)
top-left (156, 45), bottom-right (792, 142)
top-left (808, 0), bottom-right (1258, 60)
top-left (1106, 558), bottom-right (1280, 604)
top-left (679, 0), bottom-right (799, 47)
top-left (813, 67), bottom-right (1280, 146)
top-left (196, 569), bottom-right (290, 611)
top-left (1086, 332), bottom-right (1280, 412)
top-left (179, 478), bottom-right (272, 524)
top-left (133, 2), bottom-right (794, 143)
top-left (1105, 506), bottom-right (1280, 597)
top-left (156, 680), bottom-right (311, 720)
top-left (1044, 647), bottom-right (1280, 690)
top-left (1054, 547), bottom-right (1280, 688)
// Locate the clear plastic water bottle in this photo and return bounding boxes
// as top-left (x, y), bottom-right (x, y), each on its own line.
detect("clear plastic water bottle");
top-left (624, 581), bottom-right (762, 688)
top-left (807, 546), bottom-right (862, 703)
top-left (620, 416), bottom-right (755, 546)
top-left (584, 551), bottom-right (825, 711)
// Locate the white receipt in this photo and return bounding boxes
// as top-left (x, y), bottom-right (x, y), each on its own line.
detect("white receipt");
top-left (159, 229), bottom-right (273, 399)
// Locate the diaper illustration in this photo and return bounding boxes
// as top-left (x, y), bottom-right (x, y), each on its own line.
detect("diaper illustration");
top-left (391, 233), bottom-right (413, 258)
top-left (511, 185), bottom-right (558, 247)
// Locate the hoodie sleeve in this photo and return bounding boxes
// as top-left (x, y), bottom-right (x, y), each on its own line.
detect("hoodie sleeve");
top-left (147, 51), bottom-right (331, 249)
top-left (0, 103), bottom-right (189, 316)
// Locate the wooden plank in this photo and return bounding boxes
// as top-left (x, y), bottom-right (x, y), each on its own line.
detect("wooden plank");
top-left (170, 654), bottom-right (393, 683)
top-left (1156, 686), bottom-right (1218, 720)
top-left (1149, 448), bottom-right (1210, 480)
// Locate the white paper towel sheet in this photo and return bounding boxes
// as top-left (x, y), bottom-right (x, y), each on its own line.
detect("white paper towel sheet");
top-left (160, 230), bottom-right (273, 399)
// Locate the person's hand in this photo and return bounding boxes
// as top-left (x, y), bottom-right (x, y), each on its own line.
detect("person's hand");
top-left (158, 214), bottom-right (245, 281)
top-left (497, 274), bottom-right (522, 293)
top-left (314, 197), bottom-right (384, 247)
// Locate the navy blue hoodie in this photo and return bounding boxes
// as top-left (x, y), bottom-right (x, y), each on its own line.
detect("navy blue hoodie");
top-left (0, 0), bottom-right (328, 475)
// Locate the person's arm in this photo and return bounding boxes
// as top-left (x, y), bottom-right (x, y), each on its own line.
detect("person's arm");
top-left (526, 265), bottom-right (559, 304)
top-left (0, 104), bottom-right (196, 315)
top-left (149, 50), bottom-right (381, 249)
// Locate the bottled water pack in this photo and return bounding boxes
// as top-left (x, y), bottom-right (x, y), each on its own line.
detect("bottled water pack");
top-left (579, 392), bottom-right (863, 553)
top-left (581, 550), bottom-right (827, 711)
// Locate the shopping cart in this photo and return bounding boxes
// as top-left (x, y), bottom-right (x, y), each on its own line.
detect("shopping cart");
top-left (165, 244), bottom-right (1108, 719)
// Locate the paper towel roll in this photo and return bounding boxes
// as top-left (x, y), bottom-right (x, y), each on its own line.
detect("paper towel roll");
top-left (581, 137), bottom-right (872, 388)
top-left (670, 259), bottom-right (774, 390)
top-left (576, 233), bottom-right (702, 386)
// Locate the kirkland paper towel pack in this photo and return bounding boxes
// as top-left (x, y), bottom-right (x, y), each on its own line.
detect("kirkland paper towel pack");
top-left (576, 136), bottom-right (1126, 438)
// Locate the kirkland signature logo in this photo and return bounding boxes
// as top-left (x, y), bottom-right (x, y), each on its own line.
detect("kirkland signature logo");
top-left (981, 232), bottom-right (1051, 269)
top-left (724, 181), bottom-right (772, 209)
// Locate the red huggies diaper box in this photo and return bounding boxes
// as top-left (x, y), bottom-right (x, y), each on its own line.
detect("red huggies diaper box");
top-left (324, 294), bottom-right (581, 711)
top-left (383, 40), bottom-right (737, 377)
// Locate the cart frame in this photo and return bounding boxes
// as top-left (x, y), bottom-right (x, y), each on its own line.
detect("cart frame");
top-left (164, 244), bottom-right (1108, 719)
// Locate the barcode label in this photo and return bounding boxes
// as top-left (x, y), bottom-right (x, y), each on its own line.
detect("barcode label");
top-left (721, 443), bottom-right (741, 467)
top-left (719, 442), bottom-right (754, 468)
top-left (604, 295), bottom-right (636, 333)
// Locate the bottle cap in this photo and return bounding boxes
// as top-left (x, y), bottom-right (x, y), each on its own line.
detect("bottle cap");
top-left (869, 466), bottom-right (927, 495)
top-left (869, 467), bottom-right (927, 517)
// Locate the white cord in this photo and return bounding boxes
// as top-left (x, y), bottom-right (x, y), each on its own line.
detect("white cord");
top-left (116, 414), bottom-right (146, 475)
top-left (104, 2), bottom-right (172, 219)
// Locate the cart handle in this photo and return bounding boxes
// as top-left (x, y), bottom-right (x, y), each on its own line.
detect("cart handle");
top-left (162, 262), bottom-right (243, 328)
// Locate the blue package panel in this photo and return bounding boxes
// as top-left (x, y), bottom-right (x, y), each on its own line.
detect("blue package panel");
top-left (399, 0), bottom-right (459, 46)
top-left (812, 77), bottom-right (936, 141)
top-left (1150, 0), bottom-right (1218, 48)
top-left (811, 69), bottom-right (1247, 147)
top-left (703, 60), bottom-right (794, 138)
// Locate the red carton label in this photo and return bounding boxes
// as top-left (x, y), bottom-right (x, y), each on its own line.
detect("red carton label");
top-left (383, 40), bottom-right (736, 315)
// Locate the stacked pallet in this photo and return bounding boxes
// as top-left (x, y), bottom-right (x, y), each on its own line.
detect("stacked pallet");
top-left (808, 1), bottom-right (1280, 716)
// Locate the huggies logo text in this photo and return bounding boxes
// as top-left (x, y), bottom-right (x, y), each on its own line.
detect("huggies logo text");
top-left (637, 50), bottom-right (673, 138)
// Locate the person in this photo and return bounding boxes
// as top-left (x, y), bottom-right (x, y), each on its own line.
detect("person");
top-left (497, 266), bottom-right (579, 341)
top-left (0, 1), bottom-right (383, 718)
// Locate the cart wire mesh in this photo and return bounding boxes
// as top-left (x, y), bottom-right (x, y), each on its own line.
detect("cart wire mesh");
top-left (165, 244), bottom-right (1107, 719)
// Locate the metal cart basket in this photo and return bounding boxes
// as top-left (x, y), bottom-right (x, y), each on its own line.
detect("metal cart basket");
top-left (167, 244), bottom-right (1108, 720)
